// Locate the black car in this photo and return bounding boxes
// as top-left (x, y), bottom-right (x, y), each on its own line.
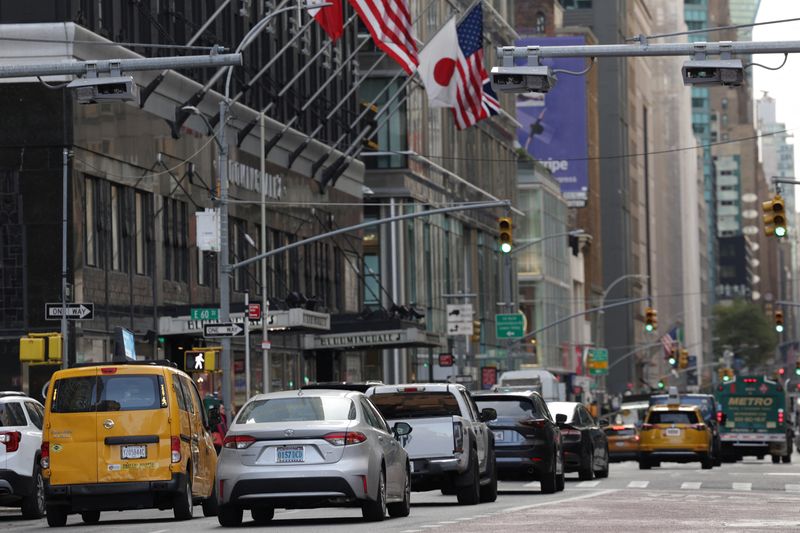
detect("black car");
top-left (548, 401), bottom-right (609, 480)
top-left (300, 381), bottom-right (384, 393)
top-left (649, 392), bottom-right (722, 465)
top-left (474, 392), bottom-right (564, 493)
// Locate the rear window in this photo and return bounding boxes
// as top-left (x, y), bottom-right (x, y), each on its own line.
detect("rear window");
top-left (51, 375), bottom-right (167, 413)
top-left (647, 411), bottom-right (698, 425)
top-left (650, 395), bottom-right (714, 420)
top-left (0, 402), bottom-right (27, 427)
top-left (370, 392), bottom-right (461, 419)
top-left (475, 398), bottom-right (540, 418)
top-left (236, 397), bottom-right (356, 424)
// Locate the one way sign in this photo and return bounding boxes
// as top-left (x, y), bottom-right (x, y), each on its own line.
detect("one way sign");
top-left (202, 323), bottom-right (244, 338)
top-left (45, 303), bottom-right (94, 321)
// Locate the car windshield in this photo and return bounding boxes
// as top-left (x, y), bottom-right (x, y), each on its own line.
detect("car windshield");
top-left (235, 397), bottom-right (356, 423)
top-left (475, 397), bottom-right (540, 419)
top-left (370, 392), bottom-right (461, 419)
top-left (51, 375), bottom-right (166, 413)
top-left (647, 411), bottom-right (698, 424)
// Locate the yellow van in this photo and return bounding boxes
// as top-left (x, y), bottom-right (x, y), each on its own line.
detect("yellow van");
top-left (41, 360), bottom-right (218, 527)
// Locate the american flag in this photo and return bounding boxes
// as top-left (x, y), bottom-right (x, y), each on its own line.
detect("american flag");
top-left (348, 0), bottom-right (418, 74)
top-left (660, 330), bottom-right (675, 358)
top-left (452, 3), bottom-right (496, 129)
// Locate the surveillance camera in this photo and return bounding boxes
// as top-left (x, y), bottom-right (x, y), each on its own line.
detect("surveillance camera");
top-left (681, 59), bottom-right (743, 87)
top-left (67, 76), bottom-right (139, 104)
top-left (490, 65), bottom-right (556, 94)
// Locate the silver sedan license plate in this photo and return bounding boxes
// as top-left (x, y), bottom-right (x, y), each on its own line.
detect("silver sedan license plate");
top-left (277, 446), bottom-right (304, 463)
top-left (121, 445), bottom-right (147, 460)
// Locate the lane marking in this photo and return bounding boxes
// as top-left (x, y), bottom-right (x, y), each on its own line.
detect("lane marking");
top-left (523, 481), bottom-right (541, 488)
top-left (764, 472), bottom-right (800, 476)
top-left (732, 482), bottom-right (752, 491)
top-left (681, 482), bottom-right (702, 490)
top-left (419, 525), bottom-right (441, 529)
top-left (438, 521), bottom-right (458, 524)
top-left (401, 530), bottom-right (424, 533)
top-left (502, 489), bottom-right (619, 514)
top-left (627, 481), bottom-right (649, 488)
top-left (785, 484), bottom-right (800, 492)
top-left (577, 480), bottom-right (600, 488)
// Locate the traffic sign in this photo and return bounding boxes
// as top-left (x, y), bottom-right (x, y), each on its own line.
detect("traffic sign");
top-left (438, 353), bottom-right (454, 367)
top-left (190, 307), bottom-right (219, 321)
top-left (446, 304), bottom-right (474, 320)
top-left (587, 348), bottom-right (608, 376)
top-left (184, 350), bottom-right (218, 372)
top-left (261, 340), bottom-right (271, 350)
top-left (202, 323), bottom-right (244, 338)
top-left (247, 303), bottom-right (262, 320)
top-left (447, 321), bottom-right (474, 336)
top-left (45, 303), bottom-right (94, 321)
top-left (495, 313), bottom-right (524, 339)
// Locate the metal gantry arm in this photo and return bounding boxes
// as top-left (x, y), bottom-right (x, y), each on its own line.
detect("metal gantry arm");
top-left (509, 229), bottom-right (585, 256)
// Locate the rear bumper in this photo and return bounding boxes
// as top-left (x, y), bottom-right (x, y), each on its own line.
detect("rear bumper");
top-left (494, 444), bottom-right (555, 477)
top-left (639, 450), bottom-right (706, 463)
top-left (408, 455), bottom-right (469, 491)
top-left (608, 451), bottom-right (639, 462)
top-left (44, 473), bottom-right (184, 512)
top-left (0, 469), bottom-right (34, 501)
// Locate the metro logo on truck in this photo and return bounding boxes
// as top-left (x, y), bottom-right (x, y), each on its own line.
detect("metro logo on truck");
top-left (726, 397), bottom-right (774, 407)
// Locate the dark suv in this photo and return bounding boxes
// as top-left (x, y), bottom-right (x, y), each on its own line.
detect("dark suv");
top-left (474, 391), bottom-right (564, 493)
top-left (649, 393), bottom-right (721, 465)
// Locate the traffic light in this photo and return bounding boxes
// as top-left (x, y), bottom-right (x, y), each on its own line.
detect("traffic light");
top-left (679, 348), bottom-right (689, 369)
top-left (668, 348), bottom-right (677, 367)
top-left (775, 310), bottom-right (785, 333)
top-left (719, 368), bottom-right (734, 382)
top-left (471, 320), bottom-right (481, 343)
top-left (184, 349), bottom-right (218, 372)
top-left (19, 333), bottom-right (62, 363)
top-left (762, 194), bottom-right (787, 238)
top-left (795, 361), bottom-right (800, 376)
top-left (644, 307), bottom-right (658, 332)
top-left (778, 367), bottom-right (786, 377)
top-left (498, 217), bottom-right (512, 253)
top-left (657, 380), bottom-right (665, 389)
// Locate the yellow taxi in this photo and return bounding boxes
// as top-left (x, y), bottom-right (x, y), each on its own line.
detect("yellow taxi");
top-left (604, 424), bottom-right (640, 462)
top-left (41, 360), bottom-right (218, 527)
top-left (638, 404), bottom-right (714, 470)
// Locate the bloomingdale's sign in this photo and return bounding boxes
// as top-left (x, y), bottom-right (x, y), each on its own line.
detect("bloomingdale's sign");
top-left (228, 160), bottom-right (284, 200)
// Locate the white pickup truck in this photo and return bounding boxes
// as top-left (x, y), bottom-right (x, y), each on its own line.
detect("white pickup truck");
top-left (367, 383), bottom-right (497, 505)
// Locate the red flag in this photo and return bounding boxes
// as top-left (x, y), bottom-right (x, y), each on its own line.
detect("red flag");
top-left (348, 0), bottom-right (419, 74)
top-left (308, 0), bottom-right (344, 41)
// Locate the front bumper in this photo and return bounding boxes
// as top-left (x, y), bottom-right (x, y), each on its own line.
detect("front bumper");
top-left (44, 473), bottom-right (184, 512)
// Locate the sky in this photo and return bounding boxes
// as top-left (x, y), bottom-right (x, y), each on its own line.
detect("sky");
top-left (752, 1), bottom-right (800, 170)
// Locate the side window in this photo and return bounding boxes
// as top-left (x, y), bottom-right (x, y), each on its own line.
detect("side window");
top-left (459, 390), bottom-right (478, 420)
top-left (582, 408), bottom-right (595, 426)
top-left (187, 380), bottom-right (210, 428)
top-left (24, 402), bottom-right (43, 429)
top-left (173, 378), bottom-right (189, 412)
top-left (364, 399), bottom-right (390, 433)
top-left (537, 398), bottom-right (553, 421)
top-left (360, 399), bottom-right (381, 430)
top-left (0, 402), bottom-right (26, 427)
top-left (178, 376), bottom-right (195, 414)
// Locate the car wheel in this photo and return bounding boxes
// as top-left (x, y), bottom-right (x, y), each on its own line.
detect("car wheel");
top-left (540, 454), bottom-right (558, 494)
top-left (456, 452), bottom-right (480, 505)
top-left (202, 480), bottom-right (219, 517)
top-left (46, 505), bottom-right (68, 527)
top-left (578, 447), bottom-right (594, 481)
top-left (173, 472), bottom-right (194, 521)
top-left (251, 507), bottom-right (274, 523)
top-left (218, 504), bottom-right (243, 527)
top-left (479, 447), bottom-right (498, 503)
top-left (388, 465), bottom-right (411, 517)
top-left (638, 459), bottom-right (651, 470)
top-left (21, 465), bottom-right (45, 519)
top-left (783, 454), bottom-right (792, 464)
top-left (81, 511), bottom-right (100, 524)
top-left (772, 454), bottom-right (781, 464)
top-left (362, 469), bottom-right (387, 521)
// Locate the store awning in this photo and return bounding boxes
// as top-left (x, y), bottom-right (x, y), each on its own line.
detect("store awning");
top-left (158, 308), bottom-right (330, 336)
top-left (302, 327), bottom-right (442, 351)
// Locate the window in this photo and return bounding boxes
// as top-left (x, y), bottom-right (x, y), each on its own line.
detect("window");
top-left (134, 191), bottom-right (153, 275)
top-left (24, 402), bottom-right (44, 429)
top-left (51, 375), bottom-right (167, 413)
top-left (235, 397), bottom-right (356, 423)
top-left (535, 12), bottom-right (546, 33)
top-left (647, 411), bottom-right (698, 424)
top-left (359, 78), bottom-right (408, 169)
top-left (163, 197), bottom-right (189, 282)
top-left (0, 402), bottom-right (26, 426)
top-left (369, 392), bottom-right (461, 419)
top-left (364, 254), bottom-right (380, 306)
top-left (111, 185), bottom-right (121, 270)
top-left (173, 378), bottom-right (189, 412)
top-left (85, 178), bottom-right (97, 266)
top-left (474, 398), bottom-right (540, 418)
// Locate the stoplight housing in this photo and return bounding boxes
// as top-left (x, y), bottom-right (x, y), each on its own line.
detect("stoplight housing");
top-left (775, 310), bottom-right (785, 333)
top-left (644, 307), bottom-right (658, 332)
top-left (679, 348), bottom-right (689, 369)
top-left (795, 361), bottom-right (800, 376)
top-left (668, 348), bottom-right (677, 367)
top-left (498, 217), bottom-right (512, 253)
top-left (762, 194), bottom-right (787, 238)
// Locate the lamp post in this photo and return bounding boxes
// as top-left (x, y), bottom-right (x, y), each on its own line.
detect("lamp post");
top-left (595, 273), bottom-right (650, 347)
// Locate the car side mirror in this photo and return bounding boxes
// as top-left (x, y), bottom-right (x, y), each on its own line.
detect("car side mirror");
top-left (479, 408), bottom-right (497, 422)
top-left (555, 414), bottom-right (568, 424)
top-left (393, 422), bottom-right (412, 437)
top-left (599, 419), bottom-right (609, 427)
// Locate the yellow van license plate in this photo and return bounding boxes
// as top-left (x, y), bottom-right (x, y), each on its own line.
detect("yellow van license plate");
top-left (121, 445), bottom-right (147, 460)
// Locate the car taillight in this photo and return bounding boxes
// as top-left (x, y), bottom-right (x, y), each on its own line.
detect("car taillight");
top-left (171, 436), bottom-right (181, 462)
top-left (641, 424), bottom-right (655, 431)
top-left (634, 435), bottom-right (640, 441)
top-left (520, 418), bottom-right (547, 429)
top-left (778, 409), bottom-right (785, 424)
top-left (453, 421), bottom-right (464, 453)
top-left (100, 367), bottom-right (118, 374)
top-left (611, 425), bottom-right (626, 431)
top-left (323, 432), bottom-right (367, 446)
top-left (0, 431), bottom-right (21, 453)
top-left (222, 435), bottom-right (256, 450)
top-left (40, 441), bottom-right (50, 469)
top-left (716, 411), bottom-right (723, 423)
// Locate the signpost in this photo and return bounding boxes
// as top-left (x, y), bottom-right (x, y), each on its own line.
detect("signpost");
top-left (45, 303), bottom-right (93, 320)
top-left (447, 304), bottom-right (474, 337)
top-left (586, 348), bottom-right (609, 376)
top-left (203, 323), bottom-right (244, 338)
top-left (495, 313), bottom-right (524, 339)
top-left (190, 307), bottom-right (219, 321)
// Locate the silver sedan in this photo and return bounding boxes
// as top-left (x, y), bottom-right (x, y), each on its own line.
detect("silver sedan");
top-left (216, 389), bottom-right (412, 526)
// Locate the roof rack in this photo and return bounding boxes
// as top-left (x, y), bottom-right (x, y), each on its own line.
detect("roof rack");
top-left (0, 391), bottom-right (29, 398)
top-left (71, 359), bottom-right (178, 369)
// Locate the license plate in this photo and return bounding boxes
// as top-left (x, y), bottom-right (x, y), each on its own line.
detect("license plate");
top-left (120, 445), bottom-right (147, 460)
top-left (494, 431), bottom-right (504, 441)
top-left (616, 441), bottom-right (626, 447)
top-left (665, 428), bottom-right (681, 437)
top-left (276, 446), bottom-right (304, 463)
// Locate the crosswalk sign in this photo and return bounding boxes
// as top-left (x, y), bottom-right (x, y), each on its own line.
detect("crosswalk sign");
top-left (184, 350), bottom-right (216, 372)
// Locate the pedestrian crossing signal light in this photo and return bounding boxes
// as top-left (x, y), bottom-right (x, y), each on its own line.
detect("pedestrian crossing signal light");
top-left (184, 349), bottom-right (218, 372)
top-left (762, 195), bottom-right (787, 238)
top-left (644, 307), bottom-right (657, 332)
top-left (679, 348), bottom-right (689, 369)
top-left (775, 310), bottom-right (784, 333)
top-left (498, 217), bottom-right (513, 253)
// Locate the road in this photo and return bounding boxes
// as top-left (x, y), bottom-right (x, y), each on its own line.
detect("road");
top-left (3, 453), bottom-right (800, 531)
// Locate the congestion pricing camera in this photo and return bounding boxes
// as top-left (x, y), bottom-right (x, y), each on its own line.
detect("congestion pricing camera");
top-left (490, 65), bottom-right (557, 94)
top-left (67, 75), bottom-right (139, 104)
top-left (681, 59), bottom-right (744, 87)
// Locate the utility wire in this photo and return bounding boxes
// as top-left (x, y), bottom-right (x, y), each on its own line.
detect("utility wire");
top-left (0, 35), bottom-right (223, 51)
top-left (627, 16), bottom-right (800, 42)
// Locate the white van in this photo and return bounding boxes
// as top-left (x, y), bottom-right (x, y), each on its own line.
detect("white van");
top-left (495, 369), bottom-right (564, 401)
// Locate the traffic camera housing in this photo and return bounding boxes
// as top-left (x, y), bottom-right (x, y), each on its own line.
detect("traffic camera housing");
top-left (681, 59), bottom-right (744, 87)
top-left (67, 75), bottom-right (139, 104)
top-left (490, 65), bottom-right (556, 94)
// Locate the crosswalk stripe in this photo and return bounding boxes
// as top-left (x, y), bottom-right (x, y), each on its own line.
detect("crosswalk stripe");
top-left (627, 481), bottom-right (649, 488)
top-left (681, 482), bottom-right (702, 490)
top-left (732, 482), bottom-right (752, 491)
top-left (785, 484), bottom-right (800, 492)
top-left (523, 481), bottom-right (541, 488)
top-left (577, 480), bottom-right (601, 488)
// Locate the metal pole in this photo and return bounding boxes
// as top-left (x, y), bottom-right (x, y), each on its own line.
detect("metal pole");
top-left (61, 148), bottom-right (69, 369)
top-left (218, 98), bottom-right (232, 415)
top-left (260, 113), bottom-right (270, 394)
top-left (244, 291), bottom-right (250, 399)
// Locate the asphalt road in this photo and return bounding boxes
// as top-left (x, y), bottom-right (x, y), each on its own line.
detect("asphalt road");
top-left (3, 453), bottom-right (800, 531)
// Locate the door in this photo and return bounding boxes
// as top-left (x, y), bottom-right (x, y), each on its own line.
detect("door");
top-left (183, 375), bottom-right (215, 497)
top-left (361, 398), bottom-right (400, 497)
top-left (461, 390), bottom-right (487, 468)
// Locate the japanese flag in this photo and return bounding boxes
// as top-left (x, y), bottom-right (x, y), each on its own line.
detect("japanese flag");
top-left (308, 0), bottom-right (344, 41)
top-left (418, 17), bottom-right (460, 108)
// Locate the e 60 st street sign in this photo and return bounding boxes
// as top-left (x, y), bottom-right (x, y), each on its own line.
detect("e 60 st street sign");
top-left (190, 307), bottom-right (219, 321)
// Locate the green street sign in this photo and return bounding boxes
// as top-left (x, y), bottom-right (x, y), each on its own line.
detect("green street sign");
top-left (587, 348), bottom-right (609, 376)
top-left (190, 307), bottom-right (219, 321)
top-left (495, 313), bottom-right (525, 339)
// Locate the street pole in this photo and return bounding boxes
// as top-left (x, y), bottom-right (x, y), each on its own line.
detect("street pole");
top-left (218, 98), bottom-right (232, 414)
top-left (260, 112), bottom-right (270, 394)
top-left (61, 148), bottom-right (69, 368)
top-left (244, 291), bottom-right (250, 399)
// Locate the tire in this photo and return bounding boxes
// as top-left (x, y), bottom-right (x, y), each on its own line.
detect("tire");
top-left (456, 452), bottom-right (481, 505)
top-left (540, 456), bottom-right (558, 494)
top-left (782, 454), bottom-right (792, 464)
top-left (81, 511), bottom-right (100, 524)
top-left (701, 455), bottom-right (714, 470)
top-left (362, 469), bottom-right (387, 521)
top-left (173, 472), bottom-right (194, 521)
top-left (46, 505), bottom-right (68, 528)
top-left (639, 459), bottom-right (651, 470)
top-left (556, 470), bottom-right (565, 492)
top-left (21, 465), bottom-right (45, 519)
top-left (218, 504), bottom-right (243, 527)
top-left (772, 454), bottom-right (781, 464)
top-left (479, 448), bottom-right (498, 503)
top-left (202, 480), bottom-right (219, 517)
top-left (388, 466), bottom-right (411, 517)
top-left (251, 507), bottom-right (275, 523)
top-left (578, 448), bottom-right (594, 481)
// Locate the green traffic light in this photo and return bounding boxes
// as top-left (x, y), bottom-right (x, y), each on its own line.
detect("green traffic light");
top-left (158, 336), bottom-right (165, 344)
top-left (657, 380), bottom-right (665, 389)
top-left (668, 357), bottom-right (677, 366)
top-left (722, 374), bottom-right (730, 382)
top-left (776, 324), bottom-right (784, 333)
top-left (500, 242), bottom-right (512, 254)
top-left (645, 323), bottom-right (654, 332)
top-left (775, 226), bottom-right (787, 238)
top-left (795, 367), bottom-right (800, 376)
